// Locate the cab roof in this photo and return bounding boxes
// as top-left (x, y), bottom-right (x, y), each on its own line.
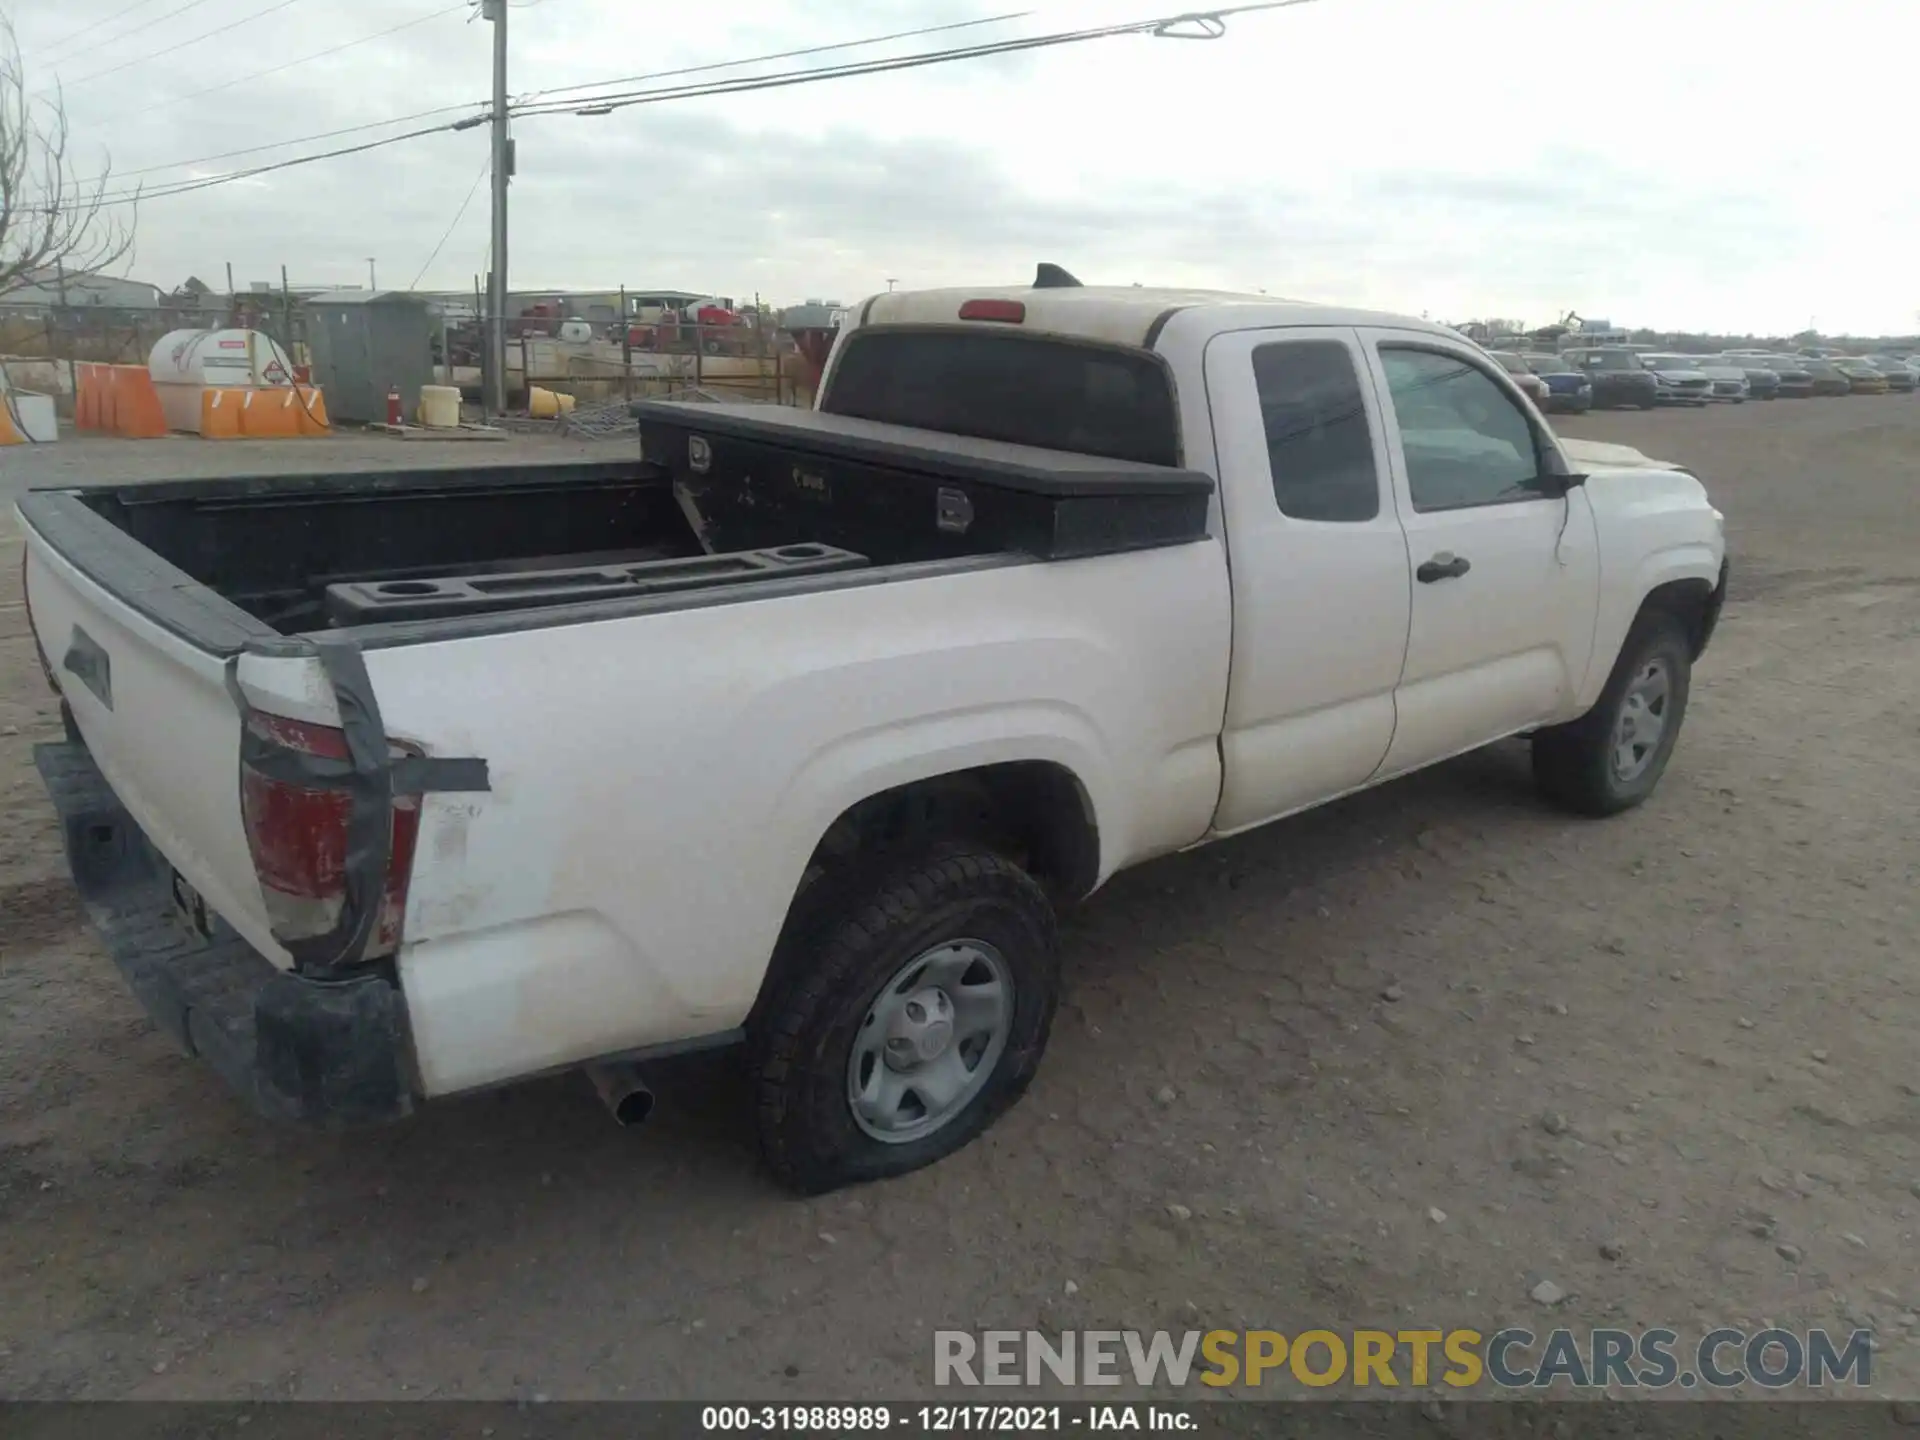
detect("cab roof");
top-left (855, 284), bottom-right (1462, 350)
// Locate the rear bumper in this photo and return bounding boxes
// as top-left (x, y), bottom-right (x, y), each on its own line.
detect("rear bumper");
top-left (34, 740), bottom-right (414, 1128)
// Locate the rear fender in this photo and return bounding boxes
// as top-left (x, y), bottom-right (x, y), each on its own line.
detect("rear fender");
top-left (768, 703), bottom-right (1116, 908)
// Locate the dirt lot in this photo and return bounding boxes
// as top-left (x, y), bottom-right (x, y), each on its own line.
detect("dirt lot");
top-left (2, 400), bottom-right (1917, 1402)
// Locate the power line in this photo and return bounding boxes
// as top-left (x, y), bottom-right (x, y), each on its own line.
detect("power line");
top-left (35, 0), bottom-right (167, 58)
top-left (508, 1), bottom-right (1314, 119)
top-left (410, 154), bottom-right (492, 288)
top-left (55, 0), bottom-right (303, 89)
top-left (68, 7), bottom-right (1032, 186)
top-left (86, 2), bottom-right (472, 122)
top-left (37, 0), bottom-right (221, 70)
top-left (50, 0), bottom-right (1315, 210)
top-left (514, 9), bottom-right (1034, 105)
top-left (79, 120), bottom-right (472, 208)
top-left (86, 103), bottom-right (485, 181)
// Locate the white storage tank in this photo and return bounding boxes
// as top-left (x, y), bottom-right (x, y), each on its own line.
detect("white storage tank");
top-left (148, 329), bottom-right (297, 433)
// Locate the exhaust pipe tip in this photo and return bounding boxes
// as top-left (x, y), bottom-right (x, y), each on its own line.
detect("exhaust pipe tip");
top-left (585, 1061), bottom-right (655, 1127)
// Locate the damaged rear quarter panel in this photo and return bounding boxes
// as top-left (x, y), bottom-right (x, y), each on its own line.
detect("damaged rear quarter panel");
top-left (355, 545), bottom-right (1228, 1098)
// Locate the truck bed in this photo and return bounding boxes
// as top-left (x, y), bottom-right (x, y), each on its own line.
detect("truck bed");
top-left (20, 460), bottom-right (707, 639)
top-left (18, 411), bottom-right (1212, 649)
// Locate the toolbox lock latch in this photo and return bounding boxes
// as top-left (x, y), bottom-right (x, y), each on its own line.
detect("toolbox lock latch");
top-left (936, 486), bottom-right (974, 536)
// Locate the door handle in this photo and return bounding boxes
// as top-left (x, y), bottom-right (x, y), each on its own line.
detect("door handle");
top-left (1417, 553), bottom-right (1472, 583)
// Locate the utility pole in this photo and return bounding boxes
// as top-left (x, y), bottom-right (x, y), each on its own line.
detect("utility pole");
top-left (484, 0), bottom-right (510, 415)
top-left (367, 257), bottom-right (378, 290)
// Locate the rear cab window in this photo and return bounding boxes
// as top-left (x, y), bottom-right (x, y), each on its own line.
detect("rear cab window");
top-left (820, 328), bottom-right (1180, 467)
top-left (1250, 340), bottom-right (1380, 523)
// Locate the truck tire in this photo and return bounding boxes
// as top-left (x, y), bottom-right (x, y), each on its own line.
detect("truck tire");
top-left (752, 846), bottom-right (1058, 1194)
top-left (1533, 611), bottom-right (1692, 816)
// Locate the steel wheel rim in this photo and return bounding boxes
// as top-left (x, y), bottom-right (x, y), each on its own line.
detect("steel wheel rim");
top-left (847, 939), bottom-right (1013, 1145)
top-left (1611, 657), bottom-right (1671, 783)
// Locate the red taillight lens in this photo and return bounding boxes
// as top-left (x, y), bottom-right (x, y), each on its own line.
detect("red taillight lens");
top-left (239, 710), bottom-right (421, 960)
top-left (958, 299), bottom-right (1026, 324)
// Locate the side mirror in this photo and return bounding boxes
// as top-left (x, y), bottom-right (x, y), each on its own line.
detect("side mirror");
top-left (1527, 470), bottom-right (1587, 498)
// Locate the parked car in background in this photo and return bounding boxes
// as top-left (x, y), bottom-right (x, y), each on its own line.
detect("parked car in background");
top-left (1832, 358), bottom-right (1890, 394)
top-left (1713, 358), bottom-right (1779, 399)
top-left (1567, 347), bottom-right (1660, 410)
top-left (1522, 353), bottom-right (1593, 413)
top-left (1798, 358), bottom-right (1854, 396)
top-left (1487, 350), bottom-right (1553, 407)
top-left (1756, 356), bottom-right (1816, 398)
top-left (1685, 361), bottom-right (1752, 403)
top-left (1638, 355), bottom-right (1715, 406)
top-left (1864, 356), bottom-right (1918, 393)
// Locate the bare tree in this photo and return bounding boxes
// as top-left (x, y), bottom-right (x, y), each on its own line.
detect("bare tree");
top-left (1, 13), bottom-right (137, 300)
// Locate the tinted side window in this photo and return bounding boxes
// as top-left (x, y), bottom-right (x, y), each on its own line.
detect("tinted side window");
top-left (1379, 348), bottom-right (1542, 511)
top-left (1251, 341), bottom-right (1379, 522)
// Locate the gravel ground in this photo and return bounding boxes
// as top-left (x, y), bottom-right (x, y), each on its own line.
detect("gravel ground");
top-left (1, 398), bottom-right (1917, 1403)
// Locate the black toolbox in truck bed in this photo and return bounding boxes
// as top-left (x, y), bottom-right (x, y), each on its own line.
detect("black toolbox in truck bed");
top-left (633, 401), bottom-right (1214, 563)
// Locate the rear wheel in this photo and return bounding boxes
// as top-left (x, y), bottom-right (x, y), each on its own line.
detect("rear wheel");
top-left (751, 846), bottom-right (1058, 1193)
top-left (1533, 612), bottom-right (1692, 817)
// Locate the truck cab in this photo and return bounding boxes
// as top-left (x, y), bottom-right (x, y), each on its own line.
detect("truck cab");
top-left (828, 282), bottom-right (1724, 830)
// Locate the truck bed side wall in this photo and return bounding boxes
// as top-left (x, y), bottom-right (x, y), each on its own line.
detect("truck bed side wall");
top-left (370, 542), bottom-right (1233, 1096)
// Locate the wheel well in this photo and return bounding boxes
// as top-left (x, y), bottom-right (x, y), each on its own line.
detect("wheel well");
top-left (1638, 577), bottom-right (1715, 658)
top-left (803, 762), bottom-right (1100, 906)
top-left (748, 764), bottom-right (1098, 1034)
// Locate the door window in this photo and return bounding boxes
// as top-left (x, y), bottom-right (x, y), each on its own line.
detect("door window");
top-left (1379, 347), bottom-right (1545, 511)
top-left (1251, 341), bottom-right (1380, 522)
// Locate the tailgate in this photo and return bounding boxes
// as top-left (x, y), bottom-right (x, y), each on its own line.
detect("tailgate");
top-left (23, 531), bottom-right (287, 966)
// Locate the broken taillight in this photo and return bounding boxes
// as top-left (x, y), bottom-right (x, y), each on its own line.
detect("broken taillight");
top-left (238, 709), bottom-right (421, 961)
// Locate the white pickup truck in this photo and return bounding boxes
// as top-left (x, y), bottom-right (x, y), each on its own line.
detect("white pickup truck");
top-left (21, 273), bottom-right (1726, 1192)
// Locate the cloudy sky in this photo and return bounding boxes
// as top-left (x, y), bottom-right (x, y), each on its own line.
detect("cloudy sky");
top-left (12, 0), bottom-right (1917, 334)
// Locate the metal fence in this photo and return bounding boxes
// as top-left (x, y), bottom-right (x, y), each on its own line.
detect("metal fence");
top-left (483, 319), bottom-right (818, 411)
top-left (0, 295), bottom-right (313, 409)
top-left (2, 286), bottom-right (833, 418)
